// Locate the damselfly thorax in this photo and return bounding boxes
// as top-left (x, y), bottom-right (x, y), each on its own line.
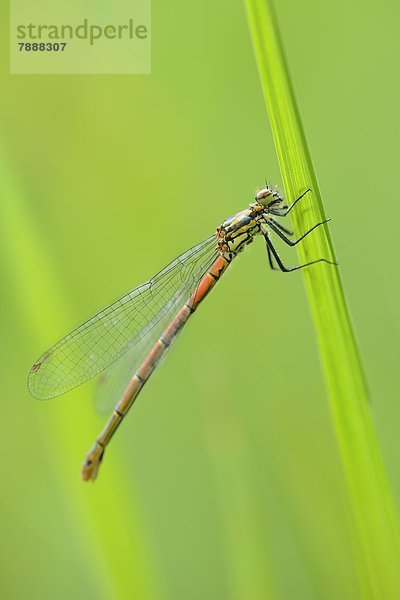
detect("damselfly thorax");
top-left (216, 187), bottom-right (284, 258)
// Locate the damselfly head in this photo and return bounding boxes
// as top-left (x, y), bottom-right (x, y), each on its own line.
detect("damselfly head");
top-left (255, 186), bottom-right (282, 206)
top-left (255, 187), bottom-right (273, 202)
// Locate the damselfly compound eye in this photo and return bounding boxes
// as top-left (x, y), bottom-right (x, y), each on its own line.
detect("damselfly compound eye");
top-left (255, 187), bottom-right (273, 202)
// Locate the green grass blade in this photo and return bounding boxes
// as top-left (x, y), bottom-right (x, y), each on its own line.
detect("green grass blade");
top-left (0, 152), bottom-right (161, 600)
top-left (244, 0), bottom-right (400, 595)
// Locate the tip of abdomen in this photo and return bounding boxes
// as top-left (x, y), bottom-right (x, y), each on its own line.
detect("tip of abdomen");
top-left (81, 442), bottom-right (105, 481)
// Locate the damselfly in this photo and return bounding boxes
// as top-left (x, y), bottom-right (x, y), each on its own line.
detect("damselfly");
top-left (28, 186), bottom-right (335, 480)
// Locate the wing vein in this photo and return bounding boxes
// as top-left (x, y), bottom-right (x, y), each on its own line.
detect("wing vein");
top-left (28, 236), bottom-right (218, 399)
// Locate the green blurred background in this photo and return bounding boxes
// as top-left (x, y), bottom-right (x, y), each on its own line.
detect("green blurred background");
top-left (1, 0), bottom-right (399, 598)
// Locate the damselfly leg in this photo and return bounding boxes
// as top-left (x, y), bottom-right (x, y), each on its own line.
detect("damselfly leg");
top-left (264, 234), bottom-right (336, 273)
top-left (267, 218), bottom-right (331, 247)
top-left (264, 189), bottom-right (337, 272)
top-left (269, 188), bottom-right (311, 217)
top-left (268, 218), bottom-right (293, 236)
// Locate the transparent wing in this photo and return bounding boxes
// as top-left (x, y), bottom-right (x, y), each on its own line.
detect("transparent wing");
top-left (95, 336), bottom-right (155, 414)
top-left (28, 236), bottom-right (218, 400)
top-left (95, 277), bottom-right (193, 414)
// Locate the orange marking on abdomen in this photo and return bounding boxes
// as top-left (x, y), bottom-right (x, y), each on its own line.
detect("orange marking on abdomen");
top-left (118, 374), bottom-right (143, 414)
top-left (137, 340), bottom-right (166, 381)
top-left (188, 256), bottom-right (229, 309)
